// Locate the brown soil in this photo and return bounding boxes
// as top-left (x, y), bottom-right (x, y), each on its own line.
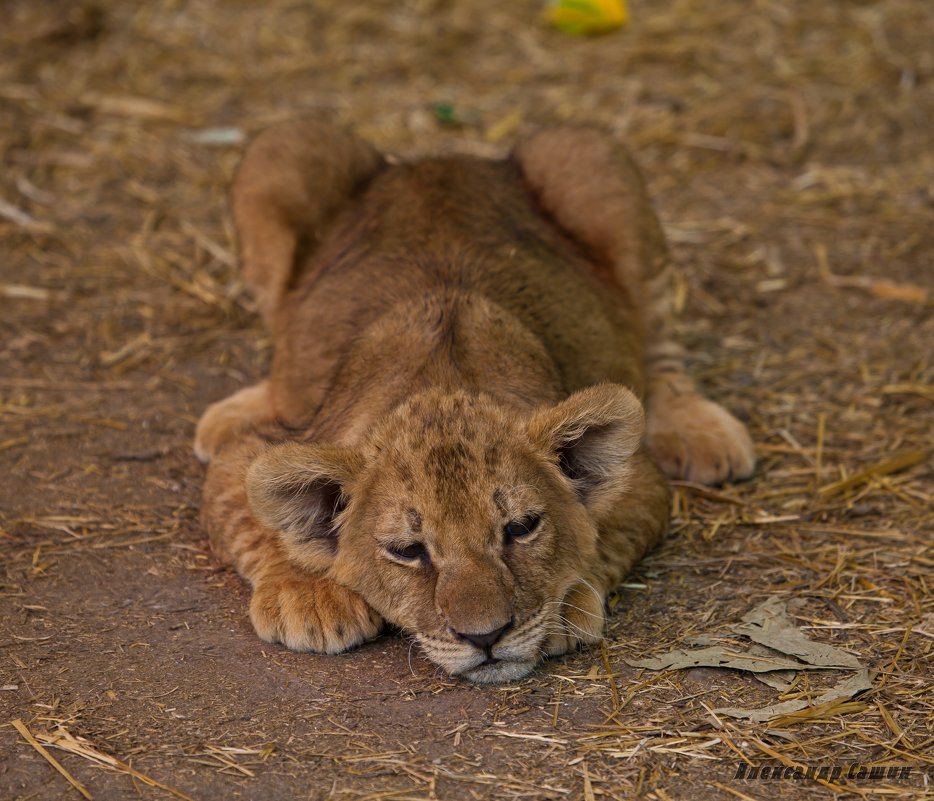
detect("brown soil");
top-left (1, 1), bottom-right (931, 800)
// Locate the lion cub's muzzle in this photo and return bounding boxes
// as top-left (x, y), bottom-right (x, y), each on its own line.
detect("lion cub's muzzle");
top-left (416, 606), bottom-right (553, 684)
top-left (454, 619), bottom-right (513, 654)
top-left (454, 618), bottom-right (514, 663)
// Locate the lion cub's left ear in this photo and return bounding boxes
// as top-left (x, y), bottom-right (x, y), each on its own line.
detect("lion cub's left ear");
top-left (527, 384), bottom-right (645, 514)
top-left (246, 443), bottom-right (364, 572)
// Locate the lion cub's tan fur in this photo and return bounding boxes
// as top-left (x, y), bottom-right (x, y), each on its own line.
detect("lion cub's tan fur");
top-left (195, 120), bottom-right (754, 682)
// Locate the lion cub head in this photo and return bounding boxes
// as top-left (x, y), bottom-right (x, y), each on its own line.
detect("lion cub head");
top-left (246, 384), bottom-right (643, 683)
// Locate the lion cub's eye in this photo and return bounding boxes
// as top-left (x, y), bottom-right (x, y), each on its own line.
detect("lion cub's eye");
top-left (503, 514), bottom-right (542, 544)
top-left (385, 541), bottom-right (429, 565)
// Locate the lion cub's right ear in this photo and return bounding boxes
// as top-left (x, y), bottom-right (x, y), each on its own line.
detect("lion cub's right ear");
top-left (234, 119), bottom-right (385, 329)
top-left (246, 443), bottom-right (365, 572)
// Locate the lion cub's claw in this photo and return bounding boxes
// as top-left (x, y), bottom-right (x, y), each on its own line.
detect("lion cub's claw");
top-left (250, 573), bottom-right (383, 654)
top-left (647, 393), bottom-right (755, 486)
top-left (544, 581), bottom-right (606, 657)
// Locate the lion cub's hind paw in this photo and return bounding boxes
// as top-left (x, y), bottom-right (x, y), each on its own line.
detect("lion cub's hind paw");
top-left (543, 581), bottom-right (606, 657)
top-left (647, 394), bottom-right (755, 486)
top-left (250, 574), bottom-right (384, 654)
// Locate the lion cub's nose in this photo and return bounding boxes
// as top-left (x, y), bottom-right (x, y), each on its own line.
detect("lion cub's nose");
top-left (455, 620), bottom-right (513, 651)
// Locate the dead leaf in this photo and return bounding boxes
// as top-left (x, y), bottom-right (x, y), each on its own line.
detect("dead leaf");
top-left (715, 669), bottom-right (873, 723)
top-left (629, 597), bottom-right (874, 723)
top-left (627, 646), bottom-right (814, 674)
top-left (732, 596), bottom-right (862, 669)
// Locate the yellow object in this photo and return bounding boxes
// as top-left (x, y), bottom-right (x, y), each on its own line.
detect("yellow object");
top-left (547, 0), bottom-right (629, 35)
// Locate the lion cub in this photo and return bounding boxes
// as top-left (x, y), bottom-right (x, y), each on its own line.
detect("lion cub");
top-left (195, 120), bottom-right (754, 683)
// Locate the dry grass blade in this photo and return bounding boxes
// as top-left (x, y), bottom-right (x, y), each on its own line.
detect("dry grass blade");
top-left (582, 761), bottom-right (596, 801)
top-left (600, 640), bottom-right (622, 715)
top-left (709, 781), bottom-right (763, 801)
top-left (881, 383), bottom-right (934, 400)
top-left (0, 436), bottom-right (30, 452)
top-left (483, 731), bottom-right (568, 745)
top-left (0, 197), bottom-right (54, 231)
top-left (815, 242), bottom-right (930, 303)
top-left (768, 698), bottom-right (870, 727)
top-left (10, 719), bottom-right (93, 800)
top-left (2, 283), bottom-right (54, 300)
top-left (818, 451), bottom-right (927, 497)
top-left (747, 739), bottom-right (846, 794)
top-left (35, 727), bottom-right (198, 801)
top-left (78, 92), bottom-right (189, 122)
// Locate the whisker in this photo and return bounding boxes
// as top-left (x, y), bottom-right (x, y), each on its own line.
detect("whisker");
top-left (407, 638), bottom-right (417, 678)
top-left (577, 578), bottom-right (606, 608)
top-left (542, 600), bottom-right (604, 621)
top-left (555, 615), bottom-right (594, 640)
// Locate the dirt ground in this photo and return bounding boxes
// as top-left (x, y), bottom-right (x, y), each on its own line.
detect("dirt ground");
top-left (1, 1), bottom-right (932, 799)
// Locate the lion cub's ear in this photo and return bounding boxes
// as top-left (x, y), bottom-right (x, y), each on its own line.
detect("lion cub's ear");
top-left (246, 443), bottom-right (364, 571)
top-left (527, 384), bottom-right (645, 514)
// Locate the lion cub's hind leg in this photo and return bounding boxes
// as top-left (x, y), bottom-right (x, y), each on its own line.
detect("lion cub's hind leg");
top-left (194, 380), bottom-right (275, 464)
top-left (515, 127), bottom-right (755, 486)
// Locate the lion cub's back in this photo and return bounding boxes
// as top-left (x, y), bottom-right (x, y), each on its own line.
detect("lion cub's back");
top-left (272, 156), bottom-right (645, 421)
top-left (360, 157), bottom-right (646, 396)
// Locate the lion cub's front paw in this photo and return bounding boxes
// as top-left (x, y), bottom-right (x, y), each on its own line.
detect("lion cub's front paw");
top-left (543, 581), bottom-right (606, 657)
top-left (194, 381), bottom-right (273, 464)
top-left (250, 572), bottom-right (383, 654)
top-left (647, 392), bottom-right (755, 486)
